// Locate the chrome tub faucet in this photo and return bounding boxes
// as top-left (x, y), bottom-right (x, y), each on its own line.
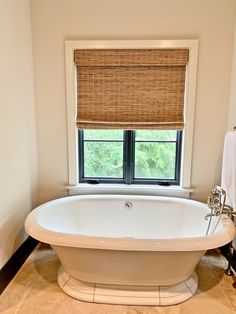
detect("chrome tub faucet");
top-left (205, 186), bottom-right (236, 220)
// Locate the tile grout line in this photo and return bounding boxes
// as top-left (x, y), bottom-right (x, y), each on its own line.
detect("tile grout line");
top-left (184, 280), bottom-right (194, 295)
top-left (61, 274), bottom-right (71, 289)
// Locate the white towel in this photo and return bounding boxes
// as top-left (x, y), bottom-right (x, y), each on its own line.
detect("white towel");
top-left (221, 131), bottom-right (236, 210)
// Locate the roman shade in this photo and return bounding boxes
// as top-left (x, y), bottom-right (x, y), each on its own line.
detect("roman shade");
top-left (74, 49), bottom-right (189, 130)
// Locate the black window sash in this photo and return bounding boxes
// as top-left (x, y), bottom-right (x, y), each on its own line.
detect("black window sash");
top-left (78, 130), bottom-right (182, 185)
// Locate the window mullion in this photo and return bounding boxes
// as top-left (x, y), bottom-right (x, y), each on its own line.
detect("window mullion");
top-left (130, 130), bottom-right (135, 183)
top-left (124, 130), bottom-right (135, 184)
top-left (123, 131), bottom-right (129, 184)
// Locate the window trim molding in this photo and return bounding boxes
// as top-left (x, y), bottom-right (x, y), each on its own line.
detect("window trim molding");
top-left (65, 40), bottom-right (198, 191)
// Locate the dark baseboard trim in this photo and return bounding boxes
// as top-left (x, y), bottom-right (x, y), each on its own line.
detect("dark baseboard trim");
top-left (0, 237), bottom-right (38, 294)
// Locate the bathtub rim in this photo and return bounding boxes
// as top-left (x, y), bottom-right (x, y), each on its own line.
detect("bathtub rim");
top-left (24, 194), bottom-right (236, 252)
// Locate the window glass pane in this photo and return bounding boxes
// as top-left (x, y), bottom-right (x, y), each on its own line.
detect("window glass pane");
top-left (135, 142), bottom-right (176, 179)
top-left (135, 130), bottom-right (177, 141)
top-left (83, 130), bottom-right (123, 140)
top-left (84, 142), bottom-right (123, 177)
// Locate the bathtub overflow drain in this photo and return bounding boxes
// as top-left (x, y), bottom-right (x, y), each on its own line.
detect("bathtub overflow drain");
top-left (125, 201), bottom-right (133, 209)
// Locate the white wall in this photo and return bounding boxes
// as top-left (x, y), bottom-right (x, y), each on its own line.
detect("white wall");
top-left (228, 22), bottom-right (236, 130)
top-left (31, 0), bottom-right (236, 203)
top-left (0, 0), bottom-right (38, 268)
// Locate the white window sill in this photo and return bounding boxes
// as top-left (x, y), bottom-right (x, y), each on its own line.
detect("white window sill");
top-left (66, 184), bottom-right (193, 198)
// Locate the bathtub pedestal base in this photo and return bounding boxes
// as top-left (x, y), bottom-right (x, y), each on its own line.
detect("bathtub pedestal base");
top-left (58, 267), bottom-right (198, 306)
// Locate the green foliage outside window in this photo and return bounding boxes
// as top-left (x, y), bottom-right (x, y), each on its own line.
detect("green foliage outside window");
top-left (84, 142), bottom-right (123, 177)
top-left (135, 142), bottom-right (175, 179)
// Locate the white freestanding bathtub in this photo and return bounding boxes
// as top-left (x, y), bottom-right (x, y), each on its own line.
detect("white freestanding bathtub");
top-left (25, 195), bottom-right (235, 306)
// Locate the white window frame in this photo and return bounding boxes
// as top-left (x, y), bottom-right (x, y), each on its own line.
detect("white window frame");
top-left (65, 40), bottom-right (198, 197)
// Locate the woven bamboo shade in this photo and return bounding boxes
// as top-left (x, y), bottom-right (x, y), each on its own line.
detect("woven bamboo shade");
top-left (74, 49), bottom-right (189, 130)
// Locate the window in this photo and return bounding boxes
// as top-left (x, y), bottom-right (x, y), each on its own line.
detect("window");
top-left (65, 40), bottom-right (198, 193)
top-left (78, 129), bottom-right (182, 185)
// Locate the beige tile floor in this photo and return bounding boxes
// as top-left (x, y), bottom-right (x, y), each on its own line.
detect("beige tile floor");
top-left (1, 243), bottom-right (236, 314)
